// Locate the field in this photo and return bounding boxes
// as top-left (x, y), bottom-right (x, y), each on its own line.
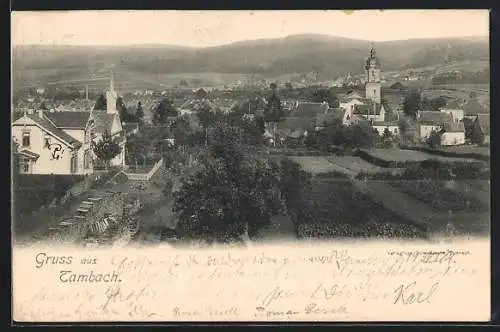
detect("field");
top-left (362, 148), bottom-right (477, 164)
top-left (421, 84), bottom-right (490, 109)
top-left (14, 66), bottom-right (259, 92)
top-left (389, 180), bottom-right (490, 213)
top-left (295, 178), bottom-right (427, 239)
top-left (434, 145), bottom-right (490, 157)
top-left (289, 156), bottom-right (351, 175)
top-left (324, 155), bottom-right (384, 174)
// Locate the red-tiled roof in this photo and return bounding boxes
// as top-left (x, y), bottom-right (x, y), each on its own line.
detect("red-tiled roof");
top-left (45, 111), bottom-right (91, 129)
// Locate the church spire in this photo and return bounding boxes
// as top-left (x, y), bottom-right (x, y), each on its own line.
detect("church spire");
top-left (369, 42), bottom-right (376, 59)
top-left (109, 70), bottom-right (115, 93)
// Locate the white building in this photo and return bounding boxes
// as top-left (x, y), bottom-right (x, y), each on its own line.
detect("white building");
top-left (439, 108), bottom-right (464, 123)
top-left (12, 74), bottom-right (126, 175)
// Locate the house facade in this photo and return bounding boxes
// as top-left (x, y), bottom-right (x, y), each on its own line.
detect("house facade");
top-left (439, 108), bottom-right (464, 123)
top-left (441, 122), bottom-right (466, 146)
top-left (372, 122), bottom-right (399, 136)
top-left (12, 110), bottom-right (92, 175)
top-left (12, 74), bottom-right (127, 175)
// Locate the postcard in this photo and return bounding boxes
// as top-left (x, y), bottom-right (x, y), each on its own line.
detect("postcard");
top-left (11, 9), bottom-right (490, 322)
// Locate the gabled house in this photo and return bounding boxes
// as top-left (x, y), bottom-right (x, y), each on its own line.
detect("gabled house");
top-left (441, 122), bottom-right (465, 146)
top-left (353, 102), bottom-right (386, 122)
top-left (12, 110), bottom-right (92, 175)
top-left (439, 108), bottom-right (464, 123)
top-left (418, 111), bottom-right (453, 140)
top-left (91, 109), bottom-right (126, 168)
top-left (12, 75), bottom-right (127, 175)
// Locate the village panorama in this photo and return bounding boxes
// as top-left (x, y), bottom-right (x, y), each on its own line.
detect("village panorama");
top-left (12, 18), bottom-right (490, 248)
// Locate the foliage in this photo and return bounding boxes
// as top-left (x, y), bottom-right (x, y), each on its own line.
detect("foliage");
top-left (172, 121), bottom-right (313, 243)
top-left (153, 98), bottom-right (178, 124)
top-left (94, 93), bottom-right (107, 111)
top-left (117, 97), bottom-right (137, 123)
top-left (194, 88), bottom-right (208, 99)
top-left (402, 91), bottom-right (421, 119)
top-left (91, 130), bottom-right (122, 169)
top-left (426, 130), bottom-right (443, 148)
top-left (305, 120), bottom-right (377, 151)
top-left (380, 128), bottom-right (394, 148)
top-left (470, 122), bottom-right (485, 145)
top-left (170, 116), bottom-right (196, 146)
top-left (135, 101), bottom-right (144, 122)
top-left (263, 89), bottom-right (284, 123)
top-left (308, 88), bottom-right (339, 107)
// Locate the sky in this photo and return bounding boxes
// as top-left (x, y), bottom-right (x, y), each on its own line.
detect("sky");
top-left (12, 10), bottom-right (489, 47)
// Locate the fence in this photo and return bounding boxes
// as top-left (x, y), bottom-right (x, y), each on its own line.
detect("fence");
top-left (125, 158), bottom-right (164, 181)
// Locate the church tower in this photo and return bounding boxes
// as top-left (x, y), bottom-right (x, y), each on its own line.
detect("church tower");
top-left (106, 70), bottom-right (118, 114)
top-left (364, 44), bottom-right (382, 104)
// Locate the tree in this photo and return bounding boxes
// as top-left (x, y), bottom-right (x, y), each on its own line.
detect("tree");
top-left (91, 130), bottom-right (122, 170)
top-left (382, 128), bottom-right (393, 147)
top-left (430, 97), bottom-right (447, 111)
top-left (94, 94), bottom-right (107, 111)
top-left (470, 122), bottom-right (485, 145)
top-left (426, 129), bottom-right (443, 148)
top-left (173, 128), bottom-right (284, 243)
top-left (309, 88), bottom-right (339, 107)
top-left (153, 98), bottom-right (178, 124)
top-left (136, 101), bottom-right (144, 122)
top-left (117, 97), bottom-right (136, 123)
top-left (403, 91), bottom-right (421, 119)
top-left (196, 105), bottom-right (217, 146)
top-left (40, 101), bottom-right (49, 110)
top-left (170, 116), bottom-right (194, 146)
top-left (194, 88), bottom-right (208, 100)
top-left (125, 133), bottom-right (140, 166)
top-left (264, 84), bottom-right (285, 146)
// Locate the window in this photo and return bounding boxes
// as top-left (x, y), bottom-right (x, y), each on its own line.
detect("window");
top-left (22, 132), bottom-right (30, 147)
top-left (394, 128), bottom-right (398, 134)
top-left (44, 134), bottom-right (51, 148)
top-left (70, 155), bottom-right (78, 173)
top-left (19, 158), bottom-right (31, 174)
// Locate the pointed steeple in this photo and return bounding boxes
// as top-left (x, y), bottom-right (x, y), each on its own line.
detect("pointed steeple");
top-left (109, 70), bottom-right (115, 93)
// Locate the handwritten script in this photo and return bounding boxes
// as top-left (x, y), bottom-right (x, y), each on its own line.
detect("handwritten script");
top-left (13, 240), bottom-right (489, 322)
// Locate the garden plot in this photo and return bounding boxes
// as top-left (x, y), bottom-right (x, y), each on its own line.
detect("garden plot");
top-left (289, 156), bottom-right (351, 175)
top-left (389, 180), bottom-right (490, 213)
top-left (325, 156), bottom-right (384, 174)
top-left (295, 178), bottom-right (427, 240)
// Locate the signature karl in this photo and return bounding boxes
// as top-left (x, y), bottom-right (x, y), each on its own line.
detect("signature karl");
top-left (393, 281), bottom-right (439, 305)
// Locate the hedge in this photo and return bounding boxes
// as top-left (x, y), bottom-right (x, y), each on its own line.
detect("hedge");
top-left (403, 146), bottom-right (490, 162)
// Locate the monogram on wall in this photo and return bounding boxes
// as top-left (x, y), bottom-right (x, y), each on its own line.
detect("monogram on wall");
top-left (48, 143), bottom-right (65, 160)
